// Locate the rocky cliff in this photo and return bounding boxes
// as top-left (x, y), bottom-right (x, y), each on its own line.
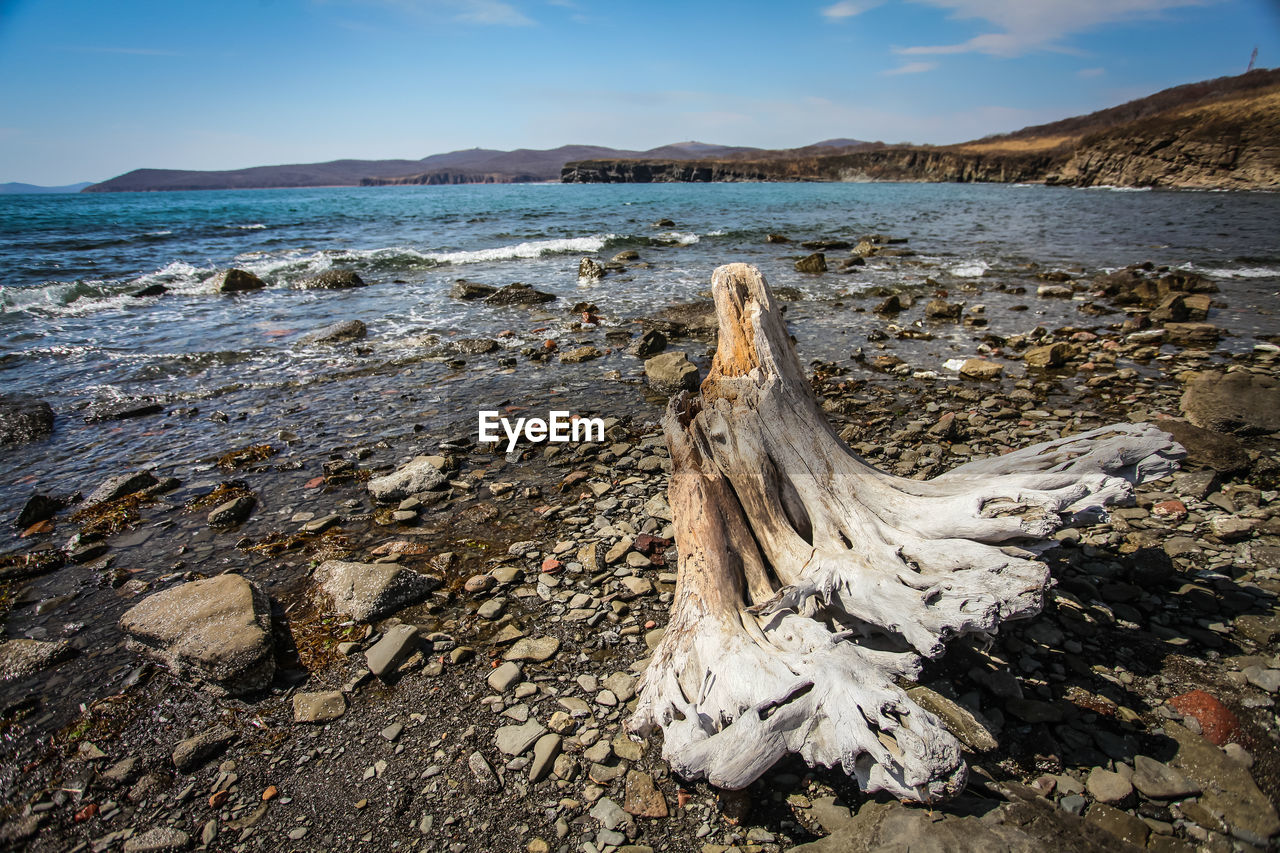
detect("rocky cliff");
top-left (563, 69), bottom-right (1280, 190)
top-left (562, 147), bottom-right (1060, 184)
top-left (1045, 90), bottom-right (1280, 189)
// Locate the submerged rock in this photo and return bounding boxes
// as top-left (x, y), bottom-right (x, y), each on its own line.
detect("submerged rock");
top-left (211, 268), bottom-right (266, 293)
top-left (0, 394), bottom-right (54, 444)
top-left (484, 283), bottom-right (556, 307)
top-left (119, 574), bottom-right (275, 696)
top-left (626, 329), bottom-right (666, 358)
top-left (83, 396), bottom-right (164, 423)
top-left (314, 560), bottom-right (440, 622)
top-left (298, 269), bottom-right (365, 290)
top-left (450, 279), bottom-right (498, 300)
top-left (84, 470), bottom-right (159, 508)
top-left (302, 319), bottom-right (367, 344)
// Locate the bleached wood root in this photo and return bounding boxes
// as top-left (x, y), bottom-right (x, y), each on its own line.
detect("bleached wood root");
top-left (628, 263), bottom-right (1183, 802)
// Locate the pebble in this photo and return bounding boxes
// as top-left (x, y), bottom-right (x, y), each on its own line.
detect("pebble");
top-left (488, 662), bottom-right (522, 692)
top-left (1085, 767), bottom-right (1132, 804)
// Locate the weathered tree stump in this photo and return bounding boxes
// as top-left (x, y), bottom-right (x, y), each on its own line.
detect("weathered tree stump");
top-left (628, 263), bottom-right (1183, 802)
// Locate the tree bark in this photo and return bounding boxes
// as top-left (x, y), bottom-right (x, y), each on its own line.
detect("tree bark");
top-left (628, 263), bottom-right (1183, 802)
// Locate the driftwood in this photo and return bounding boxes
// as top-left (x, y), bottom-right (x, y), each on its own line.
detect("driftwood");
top-left (628, 263), bottom-right (1183, 802)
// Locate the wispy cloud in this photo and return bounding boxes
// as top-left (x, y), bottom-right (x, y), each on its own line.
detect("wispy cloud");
top-left (897, 0), bottom-right (1218, 57)
top-left (881, 60), bottom-right (937, 75)
top-left (821, 1), bottom-right (883, 20)
top-left (322, 0), bottom-right (535, 26)
top-left (1077, 66), bottom-right (1106, 77)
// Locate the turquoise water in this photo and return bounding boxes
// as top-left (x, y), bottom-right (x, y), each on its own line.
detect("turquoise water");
top-left (1, 182), bottom-right (1278, 521)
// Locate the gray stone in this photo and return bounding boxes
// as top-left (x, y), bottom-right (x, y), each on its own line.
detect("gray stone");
top-left (207, 495), bottom-right (255, 528)
top-left (172, 725), bottom-right (235, 773)
top-left (122, 826), bottom-right (190, 852)
top-left (1131, 755), bottom-right (1200, 799)
top-left (365, 624), bottom-right (420, 678)
top-left (367, 456), bottom-right (447, 503)
top-left (1085, 803), bottom-right (1148, 847)
top-left (602, 672), bottom-right (636, 703)
top-left (292, 690), bottom-right (346, 723)
top-left (0, 638), bottom-right (72, 682)
top-left (314, 560), bottom-right (439, 622)
top-left (476, 597), bottom-right (507, 620)
top-left (589, 797), bottom-right (631, 831)
top-left (1085, 767), bottom-right (1132, 804)
top-left (85, 470), bottom-right (158, 507)
top-left (488, 661), bottom-right (522, 692)
top-left (496, 720), bottom-right (547, 756)
top-left (529, 733), bottom-right (562, 782)
top-left (1243, 665), bottom-right (1280, 693)
top-left (301, 319), bottom-right (366, 344)
top-left (120, 574), bottom-right (274, 696)
top-left (468, 751), bottom-right (501, 792)
top-left (503, 636), bottom-right (560, 663)
top-left (579, 257), bottom-right (606, 280)
top-left (643, 352), bottom-right (700, 394)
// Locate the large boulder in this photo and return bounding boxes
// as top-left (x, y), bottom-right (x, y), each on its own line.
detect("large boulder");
top-left (0, 394), bottom-right (54, 445)
top-left (314, 560), bottom-right (440, 622)
top-left (367, 456), bottom-right (447, 502)
top-left (119, 574), bottom-right (275, 696)
top-left (1181, 371), bottom-right (1280, 435)
top-left (298, 269), bottom-right (365, 290)
top-left (210, 268), bottom-right (266, 293)
top-left (644, 352), bottom-right (700, 395)
top-left (1156, 419), bottom-right (1249, 473)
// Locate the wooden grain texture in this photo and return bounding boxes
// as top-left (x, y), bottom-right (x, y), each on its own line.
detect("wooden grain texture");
top-left (628, 263), bottom-right (1184, 802)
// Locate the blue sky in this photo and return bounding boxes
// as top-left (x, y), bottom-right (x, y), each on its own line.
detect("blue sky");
top-left (1, 0), bottom-right (1277, 184)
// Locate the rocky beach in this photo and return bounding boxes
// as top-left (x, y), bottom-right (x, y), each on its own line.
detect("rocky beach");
top-left (1, 182), bottom-right (1280, 853)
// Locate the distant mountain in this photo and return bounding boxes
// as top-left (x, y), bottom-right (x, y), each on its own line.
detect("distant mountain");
top-left (562, 69), bottom-right (1280, 190)
top-left (83, 142), bottom-right (761, 192)
top-left (1, 181), bottom-right (94, 194)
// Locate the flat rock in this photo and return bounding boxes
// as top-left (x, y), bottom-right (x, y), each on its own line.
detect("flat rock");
top-left (907, 685), bottom-right (998, 751)
top-left (172, 724), bottom-right (235, 773)
top-left (293, 690), bottom-right (346, 723)
top-left (561, 345), bottom-right (602, 363)
top-left (1085, 767), bottom-right (1132, 804)
top-left (503, 636), bottom-right (560, 662)
top-left (1181, 370), bottom-right (1280, 435)
top-left (120, 575), bottom-right (274, 696)
top-left (365, 623), bottom-right (420, 678)
top-left (450, 280), bottom-right (497, 300)
top-left (367, 456), bottom-right (447, 503)
top-left (495, 719), bottom-right (546, 756)
top-left (623, 770), bottom-right (668, 818)
top-left (1085, 803), bottom-right (1148, 847)
top-left (1131, 755), bottom-right (1200, 799)
top-left (1165, 721), bottom-right (1280, 845)
top-left (589, 798), bottom-right (631, 831)
top-left (85, 470), bottom-right (158, 507)
top-left (122, 826), bottom-right (190, 852)
top-left (484, 283), bottom-right (555, 307)
top-left (0, 394), bottom-right (54, 444)
top-left (83, 396), bottom-right (164, 423)
top-left (468, 751), bottom-right (501, 792)
top-left (960, 358), bottom-right (1003, 380)
top-left (301, 319), bottom-right (366, 344)
top-left (314, 560), bottom-right (439, 622)
top-left (0, 638), bottom-right (72, 681)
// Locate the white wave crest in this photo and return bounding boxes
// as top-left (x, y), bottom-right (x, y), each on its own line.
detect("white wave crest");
top-left (654, 231), bottom-right (700, 246)
top-left (949, 260), bottom-right (989, 278)
top-left (1198, 266), bottom-right (1280, 279)
top-left (425, 234), bottom-right (613, 264)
